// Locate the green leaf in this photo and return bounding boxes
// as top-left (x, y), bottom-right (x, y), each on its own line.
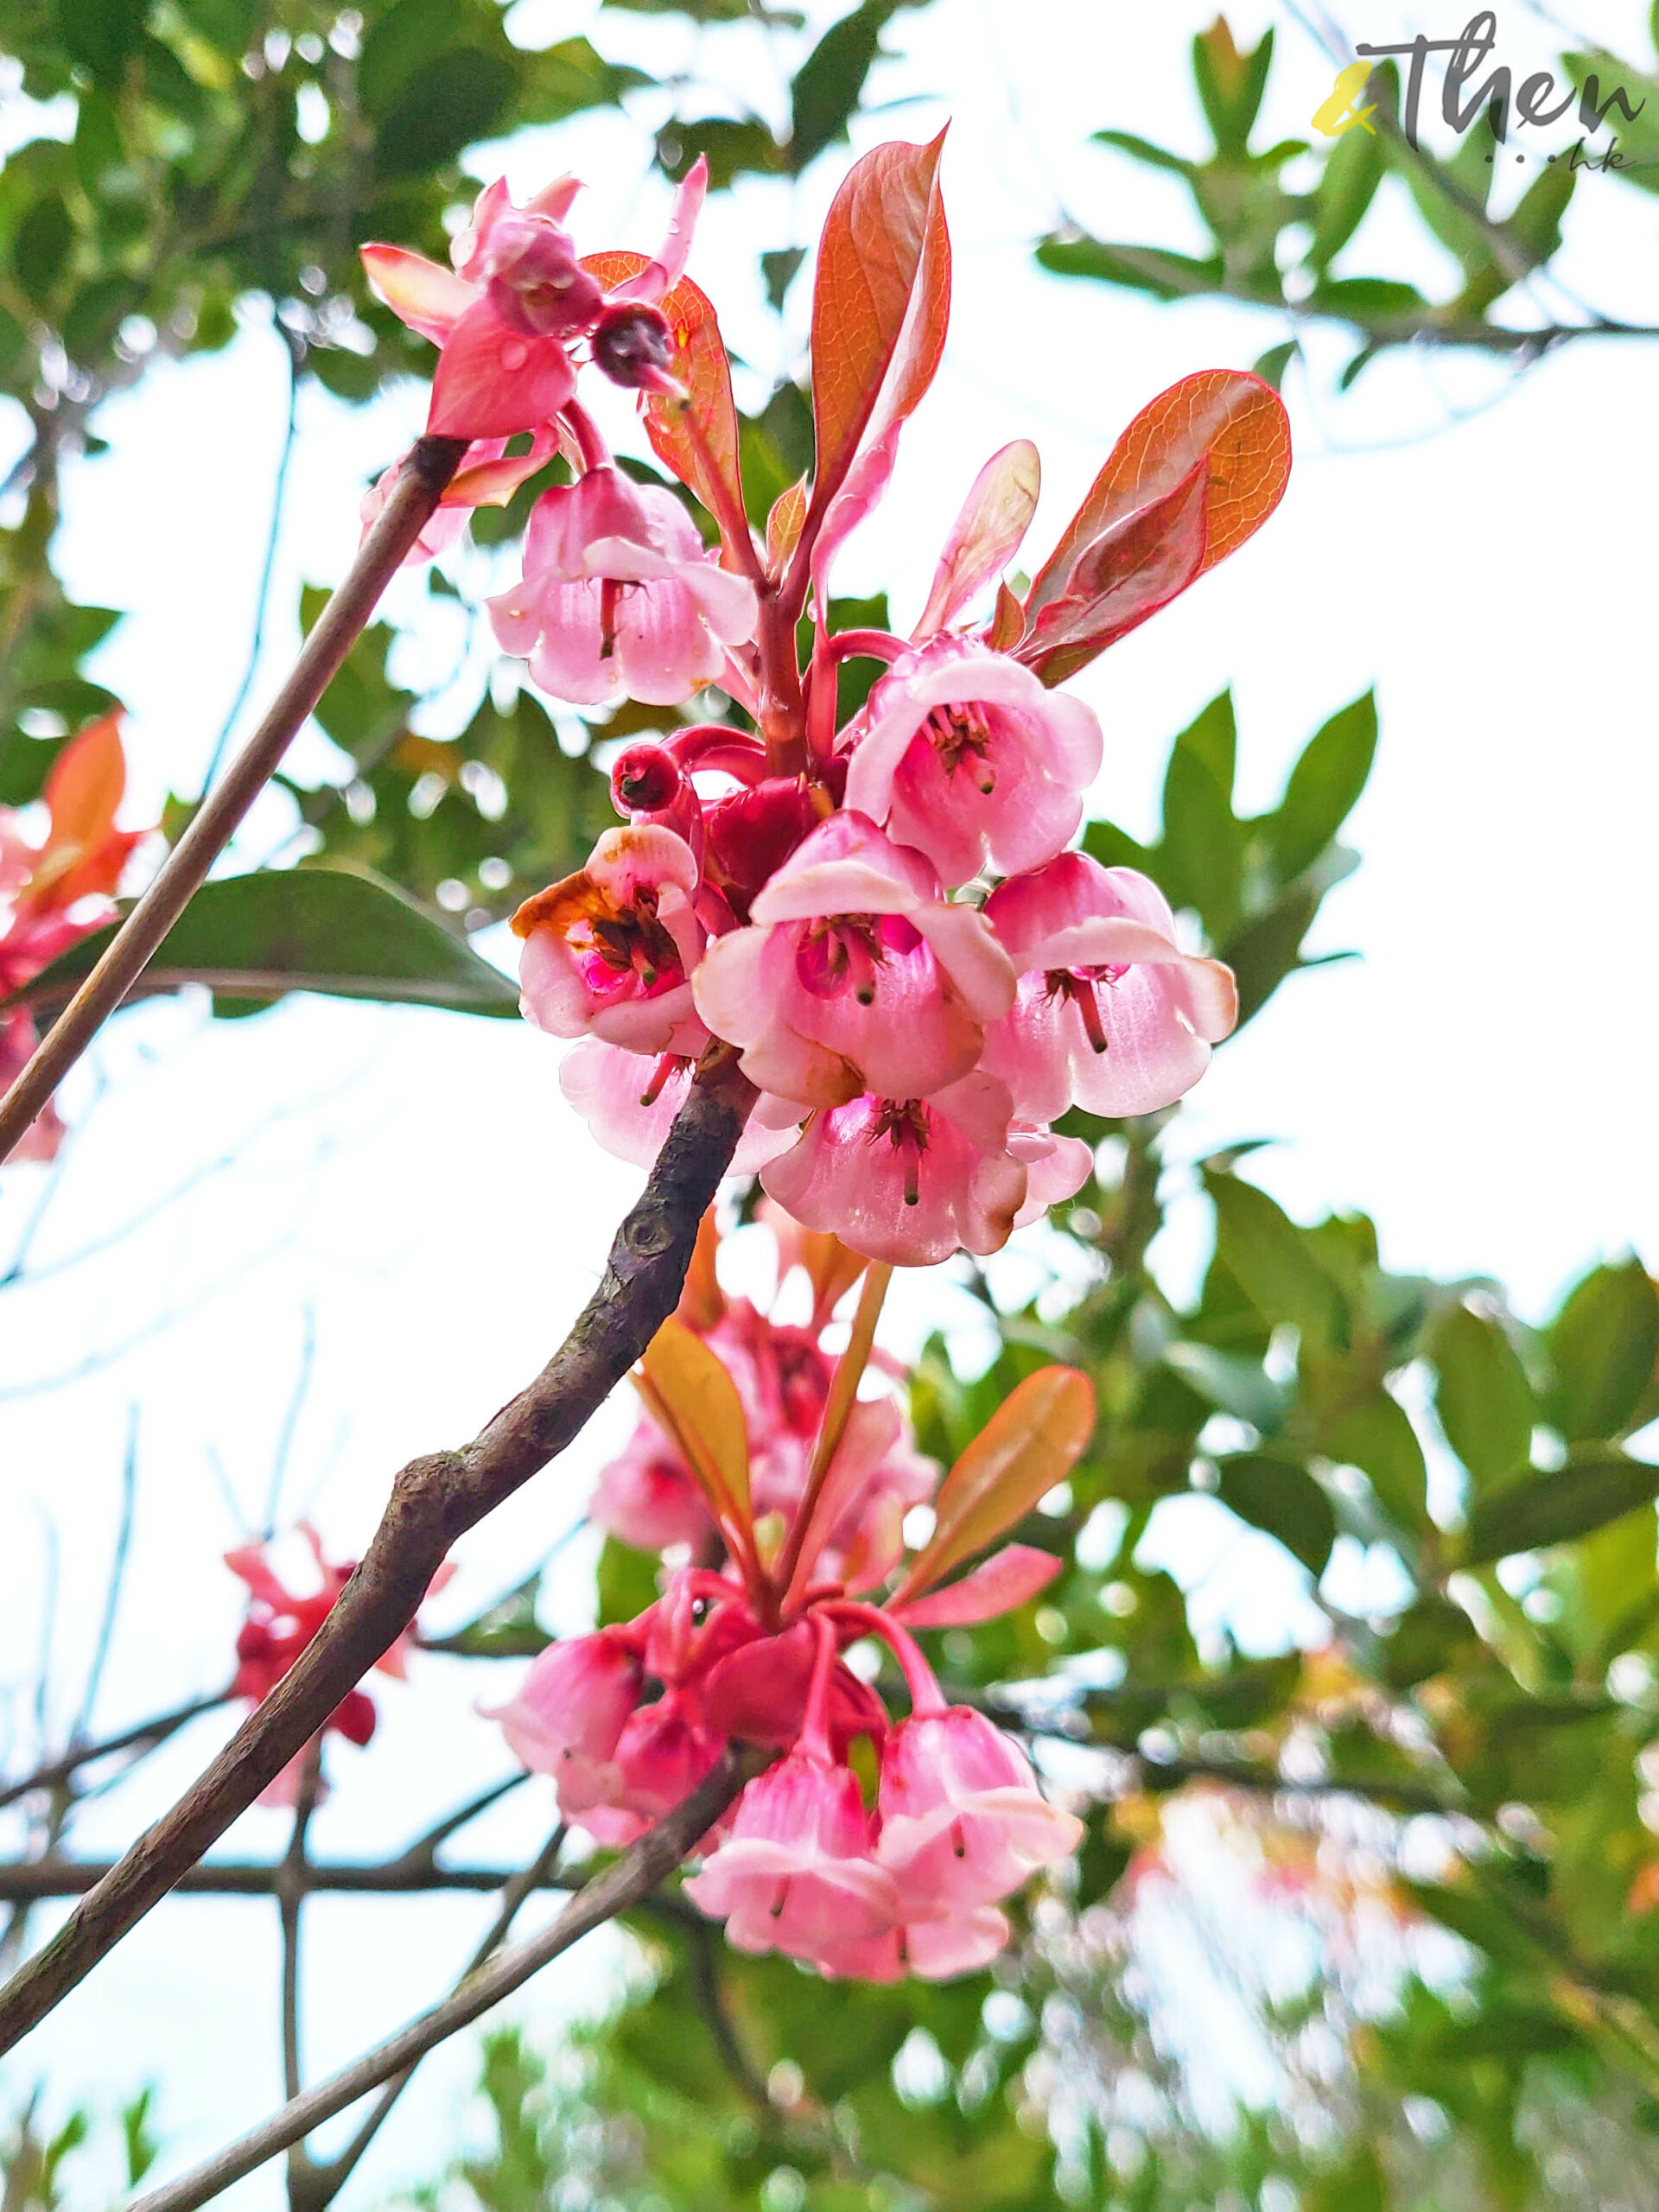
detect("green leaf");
top-left (1306, 276), bottom-right (1429, 321)
top-left (1562, 50), bottom-right (1659, 196)
top-left (54, 0), bottom-right (147, 83)
top-left (1505, 157), bottom-right (1575, 264)
top-left (1545, 1260), bottom-right (1659, 1443)
top-left (1308, 115), bottom-right (1386, 269)
top-left (1379, 1594), bottom-right (1480, 1688)
top-left (1264, 689), bottom-right (1376, 882)
top-left (1431, 1304), bottom-right (1535, 1489)
top-left (1205, 1171), bottom-right (1348, 1347)
top-left (1251, 338), bottom-right (1297, 391)
top-left (374, 48), bottom-right (518, 178)
top-left (1080, 817), bottom-right (1152, 874)
top-left (1091, 129), bottom-right (1194, 178)
top-left (1322, 1387), bottom-right (1428, 1529)
top-left (1217, 1453), bottom-right (1336, 1575)
top-left (1192, 20), bottom-right (1273, 156)
top-left (656, 114), bottom-right (782, 188)
top-left (1035, 235), bottom-right (1224, 302)
top-left (789, 0), bottom-right (895, 173)
top-left (596, 1536), bottom-right (661, 1629)
top-left (422, 1573), bottom-right (550, 1658)
top-left (1160, 690), bottom-right (1242, 936)
top-left (9, 863), bottom-right (521, 1020)
top-left (1465, 1452), bottom-right (1659, 1565)
top-left (1161, 1341), bottom-right (1287, 1429)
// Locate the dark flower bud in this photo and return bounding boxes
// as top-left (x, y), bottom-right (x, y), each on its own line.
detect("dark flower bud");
top-left (592, 302), bottom-right (677, 392)
top-left (612, 741), bottom-right (684, 817)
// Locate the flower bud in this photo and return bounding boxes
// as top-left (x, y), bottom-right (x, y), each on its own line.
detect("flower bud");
top-left (592, 302), bottom-right (678, 392)
top-left (611, 742), bottom-right (684, 817)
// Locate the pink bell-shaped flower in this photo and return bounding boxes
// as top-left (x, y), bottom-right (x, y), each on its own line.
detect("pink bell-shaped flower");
top-left (812, 1906), bottom-right (1013, 1984)
top-left (579, 1691), bottom-right (727, 1847)
top-left (842, 638), bottom-right (1103, 888)
top-left (691, 810), bottom-right (1015, 1110)
top-left (875, 1703), bottom-right (1084, 1916)
top-left (489, 466), bottom-right (757, 709)
top-left (685, 1750), bottom-right (899, 1964)
top-left (979, 855), bottom-right (1237, 1118)
top-left (485, 1630), bottom-right (643, 1818)
top-left (760, 1071), bottom-right (1089, 1268)
top-left (557, 1040), bottom-right (800, 1174)
top-left (512, 824), bottom-right (706, 1057)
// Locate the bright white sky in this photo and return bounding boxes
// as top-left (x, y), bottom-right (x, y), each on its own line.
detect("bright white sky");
top-left (1, 0), bottom-right (1656, 2200)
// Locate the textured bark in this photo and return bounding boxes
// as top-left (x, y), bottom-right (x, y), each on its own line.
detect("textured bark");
top-left (0, 1064), bottom-right (754, 2052)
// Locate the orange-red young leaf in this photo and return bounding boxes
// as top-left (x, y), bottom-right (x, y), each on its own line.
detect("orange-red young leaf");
top-left (805, 133), bottom-right (950, 534)
top-left (891, 1542), bottom-right (1062, 1628)
top-left (1020, 461), bottom-right (1209, 686)
top-left (914, 440), bottom-right (1040, 640)
top-left (638, 1316), bottom-right (751, 1539)
top-left (766, 475), bottom-right (810, 575)
top-left (582, 252), bottom-right (742, 537)
top-left (1019, 370), bottom-right (1289, 680)
top-left (676, 1209), bottom-right (726, 1332)
top-left (894, 1366), bottom-right (1095, 1602)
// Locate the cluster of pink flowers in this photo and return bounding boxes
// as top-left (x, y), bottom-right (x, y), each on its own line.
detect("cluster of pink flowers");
top-left (589, 1207), bottom-right (935, 1580)
top-left (362, 148), bottom-right (1265, 1267)
top-left (0, 713), bottom-right (143, 1161)
top-left (226, 1526), bottom-right (450, 1804)
top-left (490, 1220), bottom-right (1089, 1980)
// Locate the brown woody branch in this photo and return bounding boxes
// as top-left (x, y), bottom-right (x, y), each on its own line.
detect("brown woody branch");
top-left (0, 1062), bottom-right (755, 2053)
top-left (127, 1749), bottom-right (759, 2212)
top-left (0, 433), bottom-right (468, 1164)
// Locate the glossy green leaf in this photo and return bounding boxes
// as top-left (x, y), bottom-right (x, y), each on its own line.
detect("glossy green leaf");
top-left (790, 0), bottom-right (897, 173)
top-left (1465, 1452), bottom-right (1659, 1565)
top-left (1431, 1304), bottom-right (1535, 1489)
top-left (1217, 1453), bottom-right (1336, 1575)
top-left (1206, 1171), bottom-right (1348, 1346)
top-left (1308, 113), bottom-right (1386, 269)
top-left (7, 863), bottom-right (521, 1019)
top-left (1544, 1260), bottom-right (1659, 1442)
top-left (421, 1573), bottom-right (550, 1658)
top-left (1265, 690), bottom-right (1376, 882)
top-left (1322, 1387), bottom-right (1428, 1529)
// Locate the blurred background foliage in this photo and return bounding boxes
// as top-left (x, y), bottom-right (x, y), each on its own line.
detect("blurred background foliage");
top-left (4, 3), bottom-right (1659, 2209)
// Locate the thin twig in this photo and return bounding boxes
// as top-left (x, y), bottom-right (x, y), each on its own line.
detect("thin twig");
top-left (0, 1859), bottom-right (597, 1903)
top-left (686, 1913), bottom-right (771, 2113)
top-left (0, 1695), bottom-right (229, 1815)
top-left (75, 1414), bottom-right (140, 1744)
top-left (200, 327), bottom-right (306, 796)
top-left (0, 433), bottom-right (467, 1165)
top-left (306, 1822), bottom-right (571, 2209)
top-left (0, 1060), bottom-right (755, 2052)
top-left (124, 1751), bottom-right (758, 2212)
top-left (279, 1745), bottom-right (324, 2114)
